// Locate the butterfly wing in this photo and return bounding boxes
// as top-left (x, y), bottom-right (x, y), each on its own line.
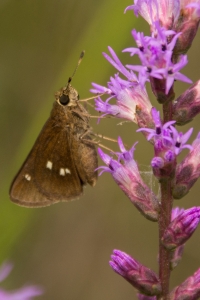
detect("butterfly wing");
top-left (10, 118), bottom-right (83, 207)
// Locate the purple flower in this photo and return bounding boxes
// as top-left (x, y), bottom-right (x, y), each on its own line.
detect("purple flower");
top-left (124, 30), bottom-right (150, 56)
top-left (98, 139), bottom-right (159, 221)
top-left (110, 250), bottom-right (161, 296)
top-left (169, 126), bottom-right (193, 155)
top-left (124, 21), bottom-right (192, 94)
top-left (0, 262), bottom-right (43, 300)
top-left (162, 206), bottom-right (200, 250)
top-left (138, 108), bottom-right (193, 171)
top-left (158, 54), bottom-right (192, 94)
top-left (151, 157), bottom-right (165, 168)
top-left (93, 77), bottom-right (150, 122)
top-left (138, 108), bottom-right (179, 177)
top-left (124, 25), bottom-right (179, 61)
top-left (137, 107), bottom-right (175, 143)
top-left (125, 0), bottom-right (180, 29)
top-left (102, 46), bottom-right (138, 82)
top-left (91, 47), bottom-right (152, 123)
top-left (170, 268), bottom-right (200, 300)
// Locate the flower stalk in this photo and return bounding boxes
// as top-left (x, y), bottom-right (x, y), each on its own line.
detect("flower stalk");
top-left (157, 96), bottom-right (175, 298)
top-left (158, 177), bottom-right (173, 298)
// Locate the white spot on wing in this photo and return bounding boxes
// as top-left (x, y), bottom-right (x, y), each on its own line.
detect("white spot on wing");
top-left (65, 168), bottom-right (71, 174)
top-left (59, 168), bottom-right (71, 176)
top-left (46, 160), bottom-right (53, 170)
top-left (25, 174), bottom-right (31, 181)
top-left (60, 168), bottom-right (65, 176)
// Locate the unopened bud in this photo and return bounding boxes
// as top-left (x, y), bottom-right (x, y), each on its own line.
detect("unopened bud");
top-left (173, 132), bottom-right (200, 199)
top-left (173, 80), bottom-right (200, 125)
top-left (169, 207), bottom-right (185, 270)
top-left (98, 140), bottom-right (159, 222)
top-left (173, 5), bottom-right (200, 55)
top-left (162, 207), bottom-right (200, 250)
top-left (170, 268), bottom-right (200, 300)
top-left (110, 250), bottom-right (161, 296)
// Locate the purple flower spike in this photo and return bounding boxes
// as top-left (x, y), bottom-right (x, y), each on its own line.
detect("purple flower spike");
top-left (173, 132), bottom-right (200, 199)
top-left (170, 268), bottom-right (200, 300)
top-left (0, 261), bottom-right (43, 299)
top-left (98, 141), bottom-right (159, 221)
top-left (110, 250), bottom-right (161, 296)
top-left (162, 207), bottom-right (200, 250)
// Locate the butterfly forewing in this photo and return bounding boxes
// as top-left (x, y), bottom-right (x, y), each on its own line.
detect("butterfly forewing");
top-left (34, 122), bottom-right (83, 201)
top-left (10, 115), bottom-right (84, 207)
top-left (9, 139), bottom-right (53, 207)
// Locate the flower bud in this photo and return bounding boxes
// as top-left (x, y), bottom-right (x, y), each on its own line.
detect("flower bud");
top-left (170, 268), bottom-right (200, 300)
top-left (169, 207), bottom-right (185, 270)
top-left (173, 132), bottom-right (200, 199)
top-left (162, 207), bottom-right (200, 250)
top-left (170, 245), bottom-right (184, 271)
top-left (110, 250), bottom-right (161, 296)
top-left (98, 139), bottom-right (159, 221)
top-left (173, 3), bottom-right (200, 55)
top-left (173, 80), bottom-right (200, 125)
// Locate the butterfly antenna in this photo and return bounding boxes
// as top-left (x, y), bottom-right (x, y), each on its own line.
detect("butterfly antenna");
top-left (68, 51), bottom-right (85, 85)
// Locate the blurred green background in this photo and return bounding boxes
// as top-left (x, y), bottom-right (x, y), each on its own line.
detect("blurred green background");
top-left (1, 0), bottom-right (200, 299)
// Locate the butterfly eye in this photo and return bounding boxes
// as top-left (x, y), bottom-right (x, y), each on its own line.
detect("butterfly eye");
top-left (59, 94), bottom-right (70, 106)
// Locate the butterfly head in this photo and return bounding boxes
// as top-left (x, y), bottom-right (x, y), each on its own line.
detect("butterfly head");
top-left (55, 80), bottom-right (79, 107)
